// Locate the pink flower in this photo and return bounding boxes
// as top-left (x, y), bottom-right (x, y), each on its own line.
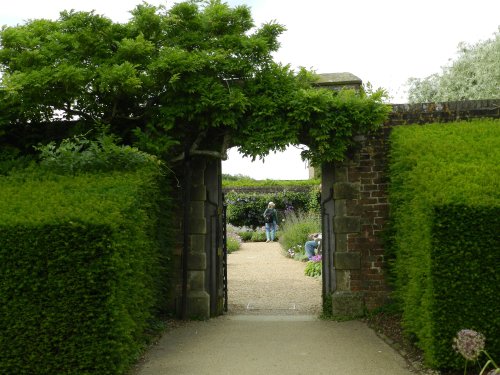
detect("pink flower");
top-left (311, 254), bottom-right (322, 263)
top-left (452, 329), bottom-right (485, 361)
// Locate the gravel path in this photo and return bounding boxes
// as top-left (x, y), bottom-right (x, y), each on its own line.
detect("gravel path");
top-left (227, 241), bottom-right (322, 315)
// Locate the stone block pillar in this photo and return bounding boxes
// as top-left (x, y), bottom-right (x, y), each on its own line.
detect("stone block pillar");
top-left (330, 165), bottom-right (364, 317)
top-left (185, 160), bottom-right (210, 318)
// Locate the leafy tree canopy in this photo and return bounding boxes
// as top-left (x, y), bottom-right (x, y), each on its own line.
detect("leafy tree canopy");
top-left (406, 28), bottom-right (500, 103)
top-left (0, 0), bottom-right (390, 166)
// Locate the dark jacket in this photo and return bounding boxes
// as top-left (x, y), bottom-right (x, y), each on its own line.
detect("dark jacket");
top-left (263, 208), bottom-right (277, 224)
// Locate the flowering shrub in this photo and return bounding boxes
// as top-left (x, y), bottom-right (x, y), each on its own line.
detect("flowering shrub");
top-left (311, 254), bottom-right (322, 262)
top-left (231, 225), bottom-right (253, 241)
top-left (279, 210), bottom-right (320, 252)
top-left (284, 203), bottom-right (295, 216)
top-left (286, 244), bottom-right (302, 258)
top-left (227, 232), bottom-right (242, 253)
top-left (226, 225), bottom-right (242, 253)
top-left (228, 225), bottom-right (279, 243)
top-left (251, 228), bottom-right (267, 242)
top-left (453, 329), bottom-right (499, 375)
top-left (225, 190), bottom-right (311, 227)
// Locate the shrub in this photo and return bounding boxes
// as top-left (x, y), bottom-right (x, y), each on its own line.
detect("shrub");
top-left (239, 231), bottom-right (254, 241)
top-left (0, 147), bottom-right (35, 175)
top-left (222, 177), bottom-right (320, 188)
top-left (305, 256), bottom-right (322, 277)
top-left (226, 225), bottom-right (242, 253)
top-left (305, 184), bottom-right (321, 212)
top-left (0, 169), bottom-right (174, 374)
top-left (230, 224), bottom-right (254, 242)
top-left (225, 190), bottom-right (313, 228)
top-left (427, 205), bottom-right (499, 368)
top-left (35, 132), bottom-right (162, 174)
top-left (388, 119), bottom-right (500, 369)
top-left (227, 234), bottom-right (242, 253)
top-left (279, 210), bottom-right (320, 254)
top-left (250, 228), bottom-right (267, 242)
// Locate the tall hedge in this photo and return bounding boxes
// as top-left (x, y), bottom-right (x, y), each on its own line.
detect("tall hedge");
top-left (225, 188), bottom-right (320, 228)
top-left (388, 119), bottom-right (500, 369)
top-left (0, 169), bottom-right (174, 374)
top-left (430, 205), bottom-right (499, 367)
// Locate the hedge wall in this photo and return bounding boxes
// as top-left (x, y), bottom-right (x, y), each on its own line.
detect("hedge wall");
top-left (0, 169), bottom-right (173, 374)
top-left (225, 187), bottom-right (320, 228)
top-left (388, 119), bottom-right (500, 369)
top-left (429, 205), bottom-right (499, 367)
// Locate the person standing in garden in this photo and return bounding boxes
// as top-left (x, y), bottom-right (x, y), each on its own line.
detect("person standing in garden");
top-left (263, 201), bottom-right (278, 242)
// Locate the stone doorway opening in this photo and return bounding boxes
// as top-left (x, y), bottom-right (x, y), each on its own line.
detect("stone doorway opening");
top-left (222, 147), bottom-right (322, 316)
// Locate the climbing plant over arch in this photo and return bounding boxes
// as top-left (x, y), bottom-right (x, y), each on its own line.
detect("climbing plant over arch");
top-left (0, 0), bottom-right (391, 164)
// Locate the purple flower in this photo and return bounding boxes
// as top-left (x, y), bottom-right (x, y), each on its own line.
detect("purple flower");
top-left (311, 254), bottom-right (322, 262)
top-left (453, 329), bottom-right (485, 361)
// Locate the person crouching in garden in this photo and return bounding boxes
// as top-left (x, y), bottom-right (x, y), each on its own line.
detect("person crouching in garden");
top-left (263, 201), bottom-right (277, 242)
top-left (305, 233), bottom-right (322, 259)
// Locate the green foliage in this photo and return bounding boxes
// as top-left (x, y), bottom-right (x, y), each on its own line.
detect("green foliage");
top-left (222, 173), bottom-right (255, 182)
top-left (225, 190), bottom-right (313, 227)
top-left (429, 206), bottom-right (499, 369)
top-left (35, 132), bottom-right (162, 174)
top-left (250, 228), bottom-right (268, 242)
top-left (226, 225), bottom-right (242, 253)
top-left (237, 230), bottom-right (254, 242)
top-left (287, 86), bottom-right (391, 166)
top-left (279, 211), bottom-right (321, 255)
top-left (407, 28), bottom-right (500, 102)
top-left (0, 169), bottom-right (174, 374)
top-left (304, 260), bottom-right (322, 277)
top-left (388, 119), bottom-right (500, 369)
top-left (226, 234), bottom-right (241, 253)
top-left (0, 146), bottom-right (35, 175)
top-left (222, 177), bottom-right (320, 188)
top-left (229, 225), bottom-right (280, 242)
top-left (305, 184), bottom-right (321, 212)
top-left (0, 1), bottom-right (390, 166)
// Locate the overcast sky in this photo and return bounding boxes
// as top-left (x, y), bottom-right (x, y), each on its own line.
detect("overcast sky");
top-left (2, 0), bottom-right (498, 179)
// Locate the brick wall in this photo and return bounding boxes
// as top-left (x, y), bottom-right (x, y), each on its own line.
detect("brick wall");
top-left (330, 129), bottom-right (390, 313)
top-left (330, 99), bottom-right (500, 313)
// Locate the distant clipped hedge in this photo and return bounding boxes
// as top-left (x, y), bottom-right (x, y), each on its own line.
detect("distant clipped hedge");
top-left (0, 169), bottom-right (173, 374)
top-left (225, 188), bottom-right (320, 228)
top-left (388, 119), bottom-right (500, 369)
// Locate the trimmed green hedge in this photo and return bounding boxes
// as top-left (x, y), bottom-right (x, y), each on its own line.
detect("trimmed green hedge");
top-left (388, 119), bottom-right (500, 369)
top-left (225, 188), bottom-right (320, 228)
top-left (222, 177), bottom-right (320, 188)
top-left (0, 169), bottom-right (173, 374)
top-left (429, 205), bottom-right (499, 367)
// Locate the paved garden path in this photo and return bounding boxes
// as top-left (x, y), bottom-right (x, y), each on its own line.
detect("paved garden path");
top-left (131, 242), bottom-right (416, 375)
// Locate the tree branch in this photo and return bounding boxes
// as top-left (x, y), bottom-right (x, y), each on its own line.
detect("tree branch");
top-left (190, 149), bottom-right (227, 158)
top-left (220, 132), bottom-right (231, 160)
top-left (170, 130), bottom-right (231, 163)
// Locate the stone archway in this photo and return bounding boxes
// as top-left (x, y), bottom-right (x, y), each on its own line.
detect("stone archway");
top-left (174, 72), bottom-right (393, 319)
top-left (171, 95), bottom-right (500, 320)
top-left (176, 156), bottom-right (377, 320)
